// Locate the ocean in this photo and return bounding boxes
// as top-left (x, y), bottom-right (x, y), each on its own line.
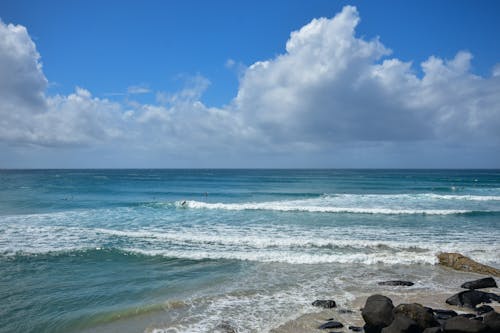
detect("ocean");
top-left (0, 169), bottom-right (499, 332)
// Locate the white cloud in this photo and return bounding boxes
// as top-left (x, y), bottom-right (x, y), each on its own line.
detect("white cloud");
top-left (233, 6), bottom-right (500, 148)
top-left (0, 7), bottom-right (499, 166)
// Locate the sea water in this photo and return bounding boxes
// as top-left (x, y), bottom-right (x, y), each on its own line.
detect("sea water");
top-left (0, 169), bottom-right (499, 332)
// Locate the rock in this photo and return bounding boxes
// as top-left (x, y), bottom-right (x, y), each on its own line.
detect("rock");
top-left (461, 277), bottom-right (498, 290)
top-left (362, 295), bottom-right (395, 333)
top-left (313, 299), bottom-right (337, 308)
top-left (482, 311), bottom-right (500, 332)
top-left (442, 316), bottom-right (488, 333)
top-left (338, 308), bottom-right (355, 314)
top-left (445, 290), bottom-right (498, 309)
top-left (432, 309), bottom-right (458, 320)
top-left (423, 328), bottom-right (442, 333)
top-left (378, 281), bottom-right (415, 287)
top-left (214, 321), bottom-right (237, 333)
top-left (459, 314), bottom-right (477, 319)
top-left (393, 303), bottom-right (439, 330)
top-left (475, 305), bottom-right (494, 315)
top-left (381, 315), bottom-right (420, 333)
top-left (319, 321), bottom-right (344, 329)
top-left (437, 253), bottom-right (500, 277)
top-left (349, 326), bottom-right (363, 332)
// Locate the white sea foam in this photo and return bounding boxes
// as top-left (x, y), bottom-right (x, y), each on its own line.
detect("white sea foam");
top-left (3, 220), bottom-right (499, 266)
top-left (179, 200), bottom-right (473, 215)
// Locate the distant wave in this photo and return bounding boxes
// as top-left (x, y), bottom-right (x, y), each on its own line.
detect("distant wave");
top-left (173, 191), bottom-right (500, 215)
top-left (177, 200), bottom-right (480, 215)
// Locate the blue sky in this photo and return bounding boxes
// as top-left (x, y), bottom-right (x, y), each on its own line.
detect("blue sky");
top-left (0, 0), bottom-right (499, 168)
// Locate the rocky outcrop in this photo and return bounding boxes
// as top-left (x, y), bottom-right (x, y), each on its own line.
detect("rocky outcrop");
top-left (461, 277), bottom-right (498, 290)
top-left (362, 295), bottom-right (395, 333)
top-left (437, 253), bottom-right (500, 277)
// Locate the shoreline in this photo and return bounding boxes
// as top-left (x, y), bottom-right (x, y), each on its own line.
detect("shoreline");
top-left (74, 260), bottom-right (500, 333)
top-left (271, 256), bottom-right (500, 333)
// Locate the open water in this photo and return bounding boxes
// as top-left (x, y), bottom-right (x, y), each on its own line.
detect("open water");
top-left (0, 169), bottom-right (499, 332)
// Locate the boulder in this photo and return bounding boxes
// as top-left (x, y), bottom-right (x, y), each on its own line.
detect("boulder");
top-left (423, 328), bottom-right (442, 333)
top-left (432, 309), bottom-right (458, 320)
top-left (445, 290), bottom-right (497, 309)
top-left (461, 277), bottom-right (498, 290)
top-left (349, 326), bottom-right (364, 332)
top-left (318, 321), bottom-right (343, 329)
top-left (362, 295), bottom-right (395, 333)
top-left (482, 311), bottom-right (500, 332)
top-left (312, 299), bottom-right (337, 308)
top-left (442, 316), bottom-right (488, 333)
top-left (459, 314), bottom-right (477, 319)
top-left (379, 281), bottom-right (415, 287)
top-left (437, 253), bottom-right (500, 277)
top-left (475, 305), bottom-right (494, 315)
top-left (381, 315), bottom-right (420, 333)
top-left (393, 303), bottom-right (439, 330)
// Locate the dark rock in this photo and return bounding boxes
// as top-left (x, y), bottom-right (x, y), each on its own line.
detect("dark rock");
top-left (442, 316), bottom-right (488, 333)
top-left (349, 326), bottom-right (363, 332)
top-left (475, 305), bottom-right (494, 315)
top-left (482, 311), bottom-right (500, 332)
top-left (488, 293), bottom-right (500, 302)
top-left (445, 290), bottom-right (497, 309)
top-left (362, 295), bottom-right (395, 333)
top-left (381, 315), bottom-right (420, 333)
top-left (423, 328), bottom-right (442, 333)
top-left (432, 309), bottom-right (458, 320)
top-left (378, 281), bottom-right (415, 287)
top-left (339, 308), bottom-right (355, 314)
top-left (461, 277), bottom-right (498, 290)
top-left (472, 317), bottom-right (483, 321)
top-left (214, 321), bottom-right (237, 333)
top-left (319, 321), bottom-right (344, 329)
top-left (459, 314), bottom-right (477, 319)
top-left (313, 299), bottom-right (337, 308)
top-left (393, 303), bottom-right (439, 330)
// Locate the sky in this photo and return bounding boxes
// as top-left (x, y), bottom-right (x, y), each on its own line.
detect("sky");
top-left (0, 0), bottom-right (499, 168)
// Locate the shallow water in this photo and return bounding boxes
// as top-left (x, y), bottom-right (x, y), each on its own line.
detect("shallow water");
top-left (0, 169), bottom-right (499, 332)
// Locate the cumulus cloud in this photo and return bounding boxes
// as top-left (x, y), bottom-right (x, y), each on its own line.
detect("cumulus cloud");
top-left (234, 6), bottom-right (500, 147)
top-left (0, 6), bottom-right (499, 166)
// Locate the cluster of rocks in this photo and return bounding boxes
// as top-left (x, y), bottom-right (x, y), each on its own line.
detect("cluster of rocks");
top-left (311, 277), bottom-right (499, 333)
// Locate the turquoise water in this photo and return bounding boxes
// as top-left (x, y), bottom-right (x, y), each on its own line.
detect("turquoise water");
top-left (1, 169), bottom-right (499, 332)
